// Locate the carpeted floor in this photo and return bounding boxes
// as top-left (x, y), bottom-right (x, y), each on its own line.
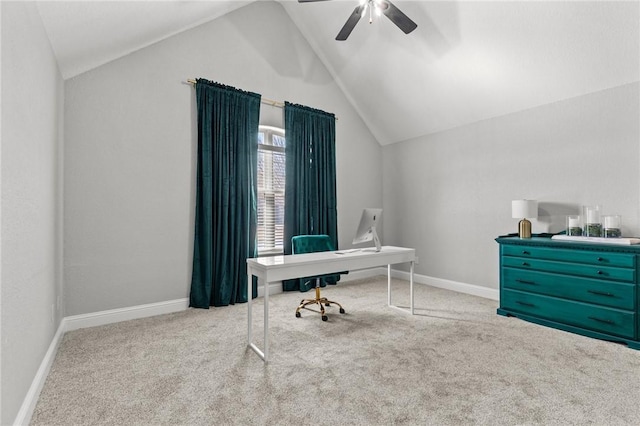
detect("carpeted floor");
top-left (31, 277), bottom-right (640, 425)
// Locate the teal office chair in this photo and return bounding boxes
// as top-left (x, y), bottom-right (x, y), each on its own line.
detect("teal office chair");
top-left (292, 235), bottom-right (346, 321)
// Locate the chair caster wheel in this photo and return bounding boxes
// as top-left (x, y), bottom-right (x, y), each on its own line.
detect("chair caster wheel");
top-left (322, 315), bottom-right (328, 321)
top-left (339, 308), bottom-right (345, 314)
top-left (295, 312), bottom-right (301, 318)
top-left (325, 303), bottom-right (331, 307)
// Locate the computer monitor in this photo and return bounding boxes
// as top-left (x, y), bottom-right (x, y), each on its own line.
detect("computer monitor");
top-left (352, 208), bottom-right (382, 252)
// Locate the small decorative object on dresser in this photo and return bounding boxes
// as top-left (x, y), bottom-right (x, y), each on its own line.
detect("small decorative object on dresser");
top-left (496, 236), bottom-right (640, 349)
top-left (511, 200), bottom-right (538, 239)
top-left (583, 205), bottom-right (602, 237)
top-left (566, 215), bottom-right (582, 236)
top-left (603, 215), bottom-right (622, 238)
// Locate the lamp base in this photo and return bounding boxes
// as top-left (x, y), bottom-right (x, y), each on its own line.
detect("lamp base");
top-left (518, 219), bottom-right (532, 238)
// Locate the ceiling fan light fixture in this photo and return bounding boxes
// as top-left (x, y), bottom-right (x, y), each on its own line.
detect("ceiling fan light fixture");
top-left (299, 0), bottom-right (417, 41)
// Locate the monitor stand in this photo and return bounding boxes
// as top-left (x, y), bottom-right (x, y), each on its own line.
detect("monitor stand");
top-left (361, 226), bottom-right (382, 252)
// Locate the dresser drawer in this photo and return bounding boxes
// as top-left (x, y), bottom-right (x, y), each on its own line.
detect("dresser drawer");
top-left (502, 267), bottom-right (636, 310)
top-left (502, 256), bottom-right (635, 283)
top-left (502, 289), bottom-right (636, 339)
top-left (502, 245), bottom-right (635, 268)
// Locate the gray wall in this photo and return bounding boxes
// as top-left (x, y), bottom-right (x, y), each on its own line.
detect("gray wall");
top-left (63, 1), bottom-right (382, 316)
top-left (1, 2), bottom-right (64, 424)
top-left (383, 82), bottom-right (640, 289)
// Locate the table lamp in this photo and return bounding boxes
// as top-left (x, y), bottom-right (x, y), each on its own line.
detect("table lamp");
top-left (512, 200), bottom-right (538, 238)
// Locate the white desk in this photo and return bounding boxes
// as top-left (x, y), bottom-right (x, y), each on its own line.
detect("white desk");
top-left (247, 246), bottom-right (416, 362)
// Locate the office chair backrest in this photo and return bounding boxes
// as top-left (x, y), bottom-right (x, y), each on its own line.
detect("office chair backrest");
top-left (291, 235), bottom-right (340, 284)
top-left (291, 234), bottom-right (334, 255)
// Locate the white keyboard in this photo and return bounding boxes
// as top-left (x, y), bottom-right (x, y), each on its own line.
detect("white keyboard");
top-left (334, 249), bottom-right (360, 255)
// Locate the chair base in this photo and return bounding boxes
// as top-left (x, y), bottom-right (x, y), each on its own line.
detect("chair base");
top-left (295, 287), bottom-right (345, 321)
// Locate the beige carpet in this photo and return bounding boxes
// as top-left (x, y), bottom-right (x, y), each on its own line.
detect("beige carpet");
top-left (31, 277), bottom-right (640, 425)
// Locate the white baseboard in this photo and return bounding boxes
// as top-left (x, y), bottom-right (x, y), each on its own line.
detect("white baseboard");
top-left (63, 298), bottom-right (190, 332)
top-left (15, 268), bottom-right (495, 425)
top-left (257, 282), bottom-right (283, 297)
top-left (391, 269), bottom-right (499, 301)
top-left (13, 321), bottom-right (65, 426)
top-left (58, 269), bottom-right (496, 332)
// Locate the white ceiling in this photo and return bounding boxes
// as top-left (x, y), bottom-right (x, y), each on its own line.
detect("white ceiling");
top-left (36, 0), bottom-right (639, 145)
top-left (36, 0), bottom-right (254, 79)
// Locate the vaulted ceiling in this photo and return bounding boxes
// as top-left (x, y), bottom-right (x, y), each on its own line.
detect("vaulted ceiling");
top-left (36, 0), bottom-right (639, 145)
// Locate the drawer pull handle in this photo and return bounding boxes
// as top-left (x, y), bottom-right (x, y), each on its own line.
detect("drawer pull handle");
top-left (522, 251), bottom-right (530, 255)
top-left (588, 316), bottom-right (614, 325)
top-left (516, 279), bottom-right (536, 285)
top-left (596, 270), bottom-right (604, 275)
top-left (516, 301), bottom-right (534, 307)
top-left (521, 262), bottom-right (530, 267)
top-left (597, 257), bottom-right (604, 262)
top-left (587, 290), bottom-right (614, 297)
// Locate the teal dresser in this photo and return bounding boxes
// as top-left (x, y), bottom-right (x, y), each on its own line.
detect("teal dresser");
top-left (496, 236), bottom-right (640, 349)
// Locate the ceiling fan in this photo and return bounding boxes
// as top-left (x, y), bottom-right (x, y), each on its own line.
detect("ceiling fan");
top-left (299, 0), bottom-right (418, 41)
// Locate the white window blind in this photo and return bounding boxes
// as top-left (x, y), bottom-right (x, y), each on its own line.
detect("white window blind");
top-left (257, 127), bottom-right (285, 255)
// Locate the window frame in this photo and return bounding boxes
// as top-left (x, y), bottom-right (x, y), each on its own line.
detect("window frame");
top-left (257, 126), bottom-right (285, 257)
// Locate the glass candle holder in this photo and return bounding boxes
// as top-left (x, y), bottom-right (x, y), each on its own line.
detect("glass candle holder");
top-left (603, 215), bottom-right (621, 238)
top-left (566, 215), bottom-right (582, 236)
top-left (583, 205), bottom-right (602, 237)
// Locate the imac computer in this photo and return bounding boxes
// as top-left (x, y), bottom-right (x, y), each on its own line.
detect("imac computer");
top-left (352, 208), bottom-right (382, 252)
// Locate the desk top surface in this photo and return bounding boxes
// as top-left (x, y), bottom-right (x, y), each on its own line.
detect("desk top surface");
top-left (247, 246), bottom-right (415, 268)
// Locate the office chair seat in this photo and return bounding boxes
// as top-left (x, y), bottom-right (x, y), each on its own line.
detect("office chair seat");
top-left (292, 234), bottom-right (346, 322)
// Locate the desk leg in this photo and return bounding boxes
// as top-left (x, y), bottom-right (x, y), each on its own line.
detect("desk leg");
top-left (410, 260), bottom-right (414, 315)
top-left (263, 278), bottom-right (269, 362)
top-left (388, 262), bottom-right (414, 315)
top-left (247, 266), bottom-right (252, 346)
top-left (247, 267), bottom-right (267, 362)
top-left (387, 264), bottom-right (392, 306)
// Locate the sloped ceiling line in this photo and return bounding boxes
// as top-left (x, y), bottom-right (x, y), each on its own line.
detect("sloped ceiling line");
top-left (36, 0), bottom-right (640, 146)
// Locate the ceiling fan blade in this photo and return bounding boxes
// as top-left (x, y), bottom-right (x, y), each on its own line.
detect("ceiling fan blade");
top-left (381, 0), bottom-right (417, 34)
top-left (336, 4), bottom-right (365, 41)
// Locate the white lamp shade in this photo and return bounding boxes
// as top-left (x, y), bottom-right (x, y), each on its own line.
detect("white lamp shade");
top-left (512, 200), bottom-right (538, 219)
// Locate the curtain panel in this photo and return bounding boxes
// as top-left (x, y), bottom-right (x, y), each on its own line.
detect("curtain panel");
top-left (190, 79), bottom-right (260, 308)
top-left (283, 102), bottom-right (338, 292)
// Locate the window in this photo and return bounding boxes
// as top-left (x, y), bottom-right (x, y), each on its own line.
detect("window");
top-left (257, 126), bottom-right (285, 255)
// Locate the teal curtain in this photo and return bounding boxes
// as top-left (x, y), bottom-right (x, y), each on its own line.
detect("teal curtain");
top-left (190, 79), bottom-right (260, 308)
top-left (283, 102), bottom-right (338, 292)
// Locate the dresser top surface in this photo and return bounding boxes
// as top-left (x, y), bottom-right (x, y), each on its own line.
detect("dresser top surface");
top-left (495, 236), bottom-right (640, 253)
